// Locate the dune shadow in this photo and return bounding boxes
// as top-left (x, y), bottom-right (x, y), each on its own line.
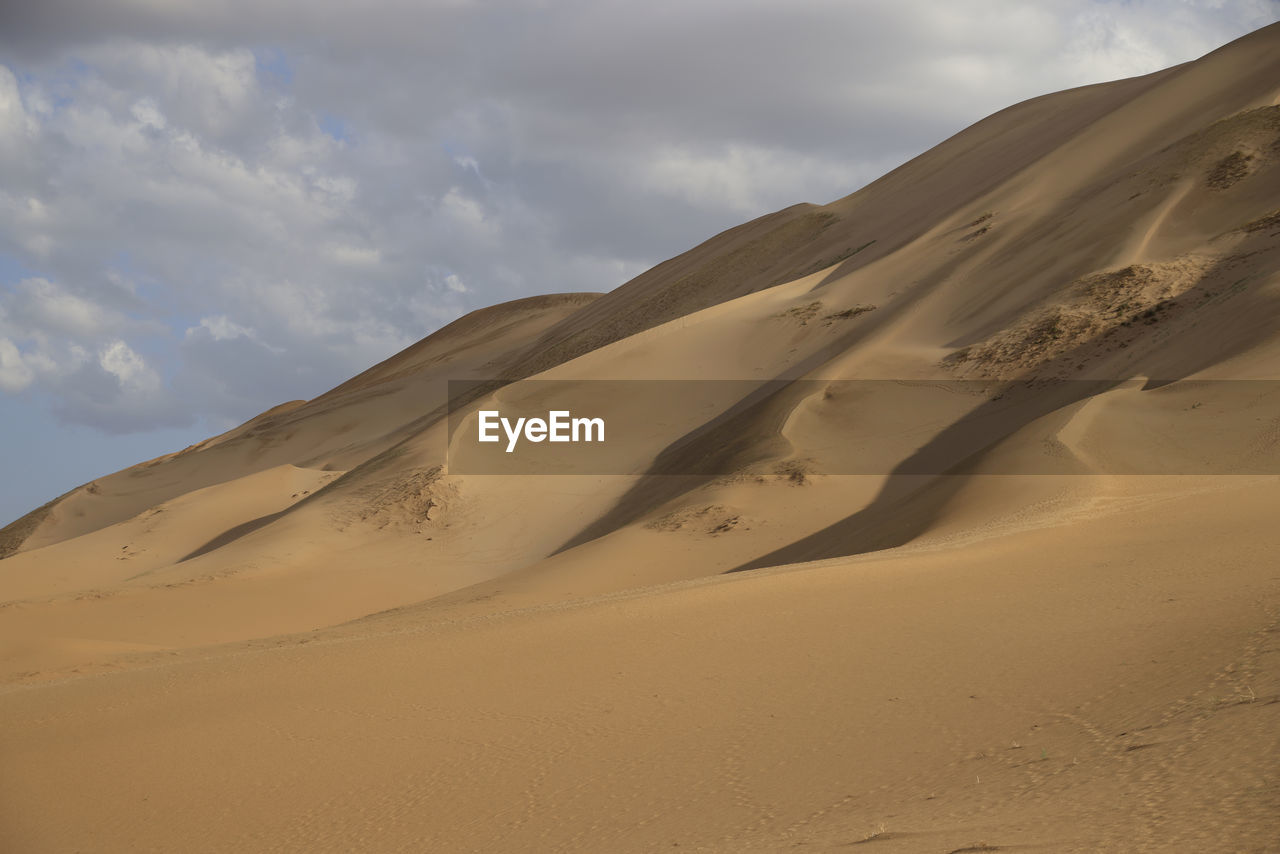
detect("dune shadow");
top-left (548, 294), bottom-right (922, 556)
top-left (728, 239), bottom-right (1280, 573)
top-left (178, 509), bottom-right (290, 563)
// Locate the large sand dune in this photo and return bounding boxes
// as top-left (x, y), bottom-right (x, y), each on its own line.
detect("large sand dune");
top-left (2, 23), bottom-right (1279, 852)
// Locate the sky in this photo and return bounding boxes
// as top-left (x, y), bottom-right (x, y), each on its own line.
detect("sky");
top-left (0, 0), bottom-right (1277, 526)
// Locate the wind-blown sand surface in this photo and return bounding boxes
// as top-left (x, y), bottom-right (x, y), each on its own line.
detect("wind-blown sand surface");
top-left (2, 23), bottom-right (1280, 853)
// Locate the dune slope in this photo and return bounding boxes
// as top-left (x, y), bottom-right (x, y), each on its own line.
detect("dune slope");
top-left (2, 22), bottom-right (1280, 853)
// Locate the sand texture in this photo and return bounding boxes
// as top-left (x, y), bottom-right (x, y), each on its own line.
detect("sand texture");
top-left (2, 23), bottom-right (1280, 853)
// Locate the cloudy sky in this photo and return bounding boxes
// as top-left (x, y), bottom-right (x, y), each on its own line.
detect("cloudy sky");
top-left (0, 0), bottom-right (1276, 524)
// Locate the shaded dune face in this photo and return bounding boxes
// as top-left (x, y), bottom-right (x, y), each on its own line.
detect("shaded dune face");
top-left (2, 22), bottom-right (1280, 854)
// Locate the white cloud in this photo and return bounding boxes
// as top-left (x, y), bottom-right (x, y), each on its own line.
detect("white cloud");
top-left (0, 65), bottom-right (36, 145)
top-left (329, 244), bottom-right (382, 268)
top-left (130, 97), bottom-right (166, 130)
top-left (310, 173), bottom-right (357, 204)
top-left (0, 337), bottom-right (34, 392)
top-left (188, 315), bottom-right (255, 342)
top-left (98, 339), bottom-right (159, 393)
top-left (438, 187), bottom-right (489, 234)
top-left (643, 144), bottom-right (869, 216)
top-left (10, 278), bottom-right (115, 339)
top-left (24, 196), bottom-right (49, 223)
top-left (81, 43), bottom-right (260, 142)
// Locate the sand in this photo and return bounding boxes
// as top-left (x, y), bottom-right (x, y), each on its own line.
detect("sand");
top-left (2, 22), bottom-right (1279, 853)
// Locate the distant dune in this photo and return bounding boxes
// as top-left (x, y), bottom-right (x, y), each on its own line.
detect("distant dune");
top-left (2, 23), bottom-right (1279, 853)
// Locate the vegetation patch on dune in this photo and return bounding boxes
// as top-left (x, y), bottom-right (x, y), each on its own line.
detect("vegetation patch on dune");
top-left (777, 301), bottom-right (877, 327)
top-left (1240, 209), bottom-right (1280, 234)
top-left (822, 304), bottom-right (877, 325)
top-left (1142, 104), bottom-right (1280, 189)
top-left (1206, 150), bottom-right (1257, 189)
top-left (771, 459), bottom-right (816, 485)
top-left (646, 504), bottom-right (744, 535)
top-left (943, 258), bottom-right (1210, 376)
top-left (338, 465), bottom-right (451, 533)
top-left (961, 211), bottom-right (995, 242)
top-left (777, 301), bottom-right (824, 325)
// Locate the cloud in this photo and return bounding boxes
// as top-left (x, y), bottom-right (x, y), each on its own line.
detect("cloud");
top-left (7, 277), bottom-right (121, 339)
top-left (99, 339), bottom-right (160, 394)
top-left (187, 314), bottom-right (259, 343)
top-left (0, 337), bottom-right (35, 392)
top-left (0, 0), bottom-right (1275, 434)
top-left (0, 278), bottom-right (184, 430)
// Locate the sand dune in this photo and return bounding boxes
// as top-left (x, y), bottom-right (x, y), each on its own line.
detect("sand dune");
top-left (2, 22), bottom-right (1280, 853)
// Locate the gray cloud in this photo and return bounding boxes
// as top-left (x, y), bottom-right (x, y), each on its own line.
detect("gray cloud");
top-left (0, 0), bottom-right (1276, 433)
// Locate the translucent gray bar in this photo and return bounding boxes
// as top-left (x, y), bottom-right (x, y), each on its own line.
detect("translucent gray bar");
top-left (446, 379), bottom-right (1280, 475)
